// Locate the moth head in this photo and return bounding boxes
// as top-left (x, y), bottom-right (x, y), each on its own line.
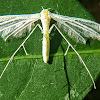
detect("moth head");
top-left (40, 9), bottom-right (51, 21)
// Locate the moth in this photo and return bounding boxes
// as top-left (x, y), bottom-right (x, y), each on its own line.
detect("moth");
top-left (0, 9), bottom-right (100, 89)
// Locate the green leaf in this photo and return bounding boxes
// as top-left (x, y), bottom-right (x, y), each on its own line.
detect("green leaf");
top-left (0, 0), bottom-right (100, 100)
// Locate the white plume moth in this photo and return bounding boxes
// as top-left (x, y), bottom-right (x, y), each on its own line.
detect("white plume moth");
top-left (0, 9), bottom-right (100, 89)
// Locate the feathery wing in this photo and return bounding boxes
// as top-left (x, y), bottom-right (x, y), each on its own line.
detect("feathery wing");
top-left (51, 13), bottom-right (100, 44)
top-left (0, 13), bottom-right (40, 41)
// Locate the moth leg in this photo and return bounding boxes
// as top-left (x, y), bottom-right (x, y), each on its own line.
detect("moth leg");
top-left (22, 44), bottom-right (28, 55)
top-left (64, 45), bottom-right (70, 56)
top-left (49, 24), bottom-right (96, 89)
top-left (0, 24), bottom-right (42, 78)
top-left (21, 24), bottom-right (43, 55)
top-left (37, 24), bottom-right (43, 32)
top-left (49, 24), bottom-right (55, 34)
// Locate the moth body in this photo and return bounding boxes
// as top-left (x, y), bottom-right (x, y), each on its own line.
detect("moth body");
top-left (41, 9), bottom-right (51, 63)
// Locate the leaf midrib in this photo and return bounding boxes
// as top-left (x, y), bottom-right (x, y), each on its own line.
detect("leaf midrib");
top-left (0, 49), bottom-right (100, 62)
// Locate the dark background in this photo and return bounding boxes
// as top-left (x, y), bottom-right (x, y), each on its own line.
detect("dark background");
top-left (78, 0), bottom-right (100, 100)
top-left (78, 0), bottom-right (100, 23)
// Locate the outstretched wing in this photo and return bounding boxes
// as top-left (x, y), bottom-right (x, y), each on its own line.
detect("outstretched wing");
top-left (0, 13), bottom-right (40, 41)
top-left (51, 13), bottom-right (100, 44)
